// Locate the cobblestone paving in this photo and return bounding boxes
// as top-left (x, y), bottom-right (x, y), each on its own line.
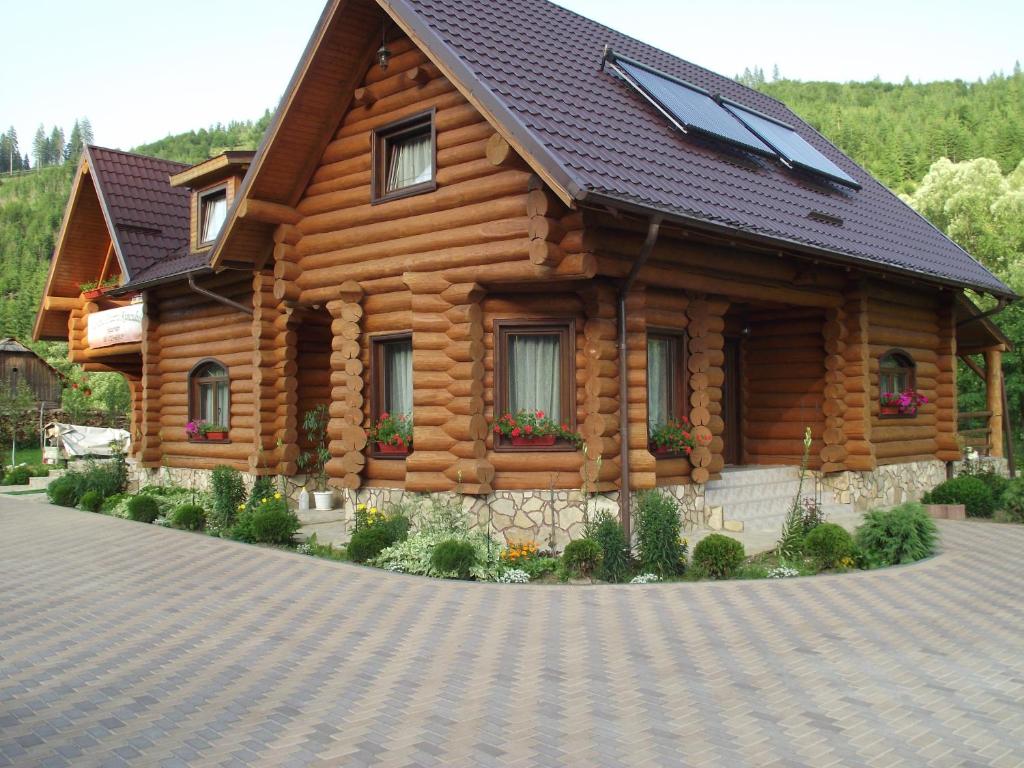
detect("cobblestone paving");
top-left (2, 496), bottom-right (1023, 767)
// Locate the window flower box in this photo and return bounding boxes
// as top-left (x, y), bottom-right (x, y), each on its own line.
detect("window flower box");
top-left (649, 417), bottom-right (706, 457)
top-left (510, 434), bottom-right (557, 447)
top-left (880, 390), bottom-right (927, 418)
top-left (81, 288), bottom-right (105, 300)
top-left (377, 441), bottom-right (410, 455)
top-left (368, 412), bottom-right (413, 456)
top-left (204, 431), bottom-right (228, 441)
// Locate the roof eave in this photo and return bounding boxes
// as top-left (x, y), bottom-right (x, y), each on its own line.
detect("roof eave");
top-left (578, 188), bottom-right (1017, 301)
top-left (109, 266), bottom-right (214, 297)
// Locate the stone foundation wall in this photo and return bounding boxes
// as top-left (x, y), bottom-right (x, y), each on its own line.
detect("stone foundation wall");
top-left (128, 457), bottom-right (1008, 547)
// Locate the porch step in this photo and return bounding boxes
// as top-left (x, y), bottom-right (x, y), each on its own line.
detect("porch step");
top-left (297, 521), bottom-right (350, 547)
top-left (297, 508), bottom-right (346, 526)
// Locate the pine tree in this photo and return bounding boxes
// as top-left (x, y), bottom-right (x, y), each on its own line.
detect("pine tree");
top-left (66, 120), bottom-right (83, 163)
top-left (32, 125), bottom-right (47, 168)
top-left (49, 126), bottom-right (65, 165)
top-left (80, 117), bottom-right (94, 146)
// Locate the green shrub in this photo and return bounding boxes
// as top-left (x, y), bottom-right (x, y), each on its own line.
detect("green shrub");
top-left (47, 475), bottom-right (80, 507)
top-left (101, 493), bottom-right (129, 514)
top-left (922, 476), bottom-right (995, 518)
top-left (587, 511), bottom-right (631, 583)
top-left (2, 466), bottom-right (31, 485)
top-left (855, 503), bottom-right (937, 566)
top-left (78, 490), bottom-right (104, 513)
top-left (561, 538), bottom-right (602, 578)
top-left (171, 504), bottom-right (206, 531)
top-left (430, 539), bottom-right (479, 579)
top-left (244, 500), bottom-right (300, 545)
top-left (127, 494), bottom-right (161, 523)
top-left (210, 465), bottom-right (245, 530)
top-left (692, 534), bottom-right (745, 579)
top-left (635, 490), bottom-right (686, 578)
top-left (803, 522), bottom-right (855, 569)
top-left (999, 478), bottom-right (1024, 523)
top-left (348, 519), bottom-right (408, 563)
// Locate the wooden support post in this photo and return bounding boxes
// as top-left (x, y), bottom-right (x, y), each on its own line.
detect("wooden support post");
top-left (985, 348), bottom-right (1004, 458)
top-left (936, 297), bottom-right (960, 462)
top-left (840, 284), bottom-right (875, 471)
top-left (820, 306), bottom-right (848, 472)
top-left (326, 281), bottom-right (366, 490)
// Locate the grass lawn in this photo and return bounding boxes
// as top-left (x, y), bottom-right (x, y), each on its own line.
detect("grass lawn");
top-left (5, 445), bottom-right (43, 467)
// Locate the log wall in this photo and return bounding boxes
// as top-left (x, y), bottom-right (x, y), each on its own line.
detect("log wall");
top-left (741, 308), bottom-right (826, 469)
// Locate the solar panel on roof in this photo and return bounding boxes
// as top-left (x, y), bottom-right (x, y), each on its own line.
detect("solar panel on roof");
top-left (721, 102), bottom-right (862, 189)
top-left (612, 57), bottom-right (776, 158)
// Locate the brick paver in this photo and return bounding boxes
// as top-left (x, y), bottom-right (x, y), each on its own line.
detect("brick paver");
top-left (2, 495), bottom-right (1023, 767)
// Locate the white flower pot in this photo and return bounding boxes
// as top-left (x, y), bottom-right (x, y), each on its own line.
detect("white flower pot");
top-left (313, 490), bottom-right (334, 511)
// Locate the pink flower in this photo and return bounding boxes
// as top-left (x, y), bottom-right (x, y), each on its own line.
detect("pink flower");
top-left (536, 410), bottom-right (545, 419)
top-left (511, 427), bottom-right (521, 438)
top-left (524, 425), bottom-right (533, 434)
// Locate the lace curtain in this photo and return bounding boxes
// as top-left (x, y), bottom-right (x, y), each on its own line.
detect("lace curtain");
top-left (508, 333), bottom-right (561, 421)
top-left (647, 337), bottom-right (671, 430)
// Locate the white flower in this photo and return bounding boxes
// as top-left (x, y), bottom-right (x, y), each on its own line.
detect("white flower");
top-left (630, 573), bottom-right (661, 584)
top-left (497, 568), bottom-right (531, 583)
top-left (767, 566), bottom-right (800, 579)
top-left (296, 543), bottom-right (313, 555)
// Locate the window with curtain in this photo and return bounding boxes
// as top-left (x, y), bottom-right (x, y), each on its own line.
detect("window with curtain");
top-left (189, 360), bottom-right (229, 432)
top-left (496, 321), bottom-right (574, 448)
top-left (199, 188), bottom-right (228, 245)
top-left (373, 111), bottom-right (436, 202)
top-left (879, 351), bottom-right (914, 396)
top-left (646, 332), bottom-right (688, 439)
top-left (374, 334), bottom-right (413, 418)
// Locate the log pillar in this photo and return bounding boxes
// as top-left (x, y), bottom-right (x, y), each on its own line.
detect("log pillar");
top-left (325, 281), bottom-right (366, 489)
top-left (580, 284), bottom-right (621, 491)
top-left (985, 348), bottom-right (1004, 458)
top-left (935, 297), bottom-right (960, 462)
top-left (251, 271), bottom-right (295, 474)
top-left (841, 284), bottom-right (875, 471)
top-left (403, 273), bottom-right (493, 493)
top-left (820, 306), bottom-right (849, 472)
top-left (686, 297), bottom-right (728, 484)
top-left (138, 292), bottom-right (162, 466)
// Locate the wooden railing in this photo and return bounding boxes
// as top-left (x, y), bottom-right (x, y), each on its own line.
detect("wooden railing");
top-left (958, 411), bottom-right (992, 455)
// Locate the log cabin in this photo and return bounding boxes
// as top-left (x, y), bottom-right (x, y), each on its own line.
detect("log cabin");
top-left (35, 0), bottom-right (1015, 544)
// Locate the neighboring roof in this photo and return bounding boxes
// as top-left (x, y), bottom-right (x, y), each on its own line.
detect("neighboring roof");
top-left (377, 0), bottom-right (1011, 297)
top-left (169, 150), bottom-right (256, 189)
top-left (86, 146), bottom-right (193, 280)
top-left (0, 338), bottom-right (65, 378)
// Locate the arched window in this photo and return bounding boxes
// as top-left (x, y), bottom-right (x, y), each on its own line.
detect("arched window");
top-left (879, 351), bottom-right (917, 417)
top-left (189, 360), bottom-right (229, 428)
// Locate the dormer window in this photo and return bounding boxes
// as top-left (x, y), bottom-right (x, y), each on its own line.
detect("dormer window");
top-left (199, 186), bottom-right (228, 246)
top-left (372, 110), bottom-right (436, 203)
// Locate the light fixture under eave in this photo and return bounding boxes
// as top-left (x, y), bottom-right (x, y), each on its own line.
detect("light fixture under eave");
top-left (377, 21), bottom-right (391, 71)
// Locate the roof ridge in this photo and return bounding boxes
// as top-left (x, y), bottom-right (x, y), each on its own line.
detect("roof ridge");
top-left (87, 144), bottom-right (190, 168)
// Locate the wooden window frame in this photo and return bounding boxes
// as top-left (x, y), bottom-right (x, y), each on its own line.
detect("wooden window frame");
top-left (646, 329), bottom-right (690, 457)
top-left (197, 185), bottom-right (228, 247)
top-left (493, 318), bottom-right (576, 452)
top-left (369, 332), bottom-right (413, 460)
top-left (879, 348), bottom-right (917, 420)
top-left (371, 109), bottom-right (437, 204)
top-left (188, 358), bottom-right (230, 442)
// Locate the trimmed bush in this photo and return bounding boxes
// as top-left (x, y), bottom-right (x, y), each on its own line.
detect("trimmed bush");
top-left (430, 539), bottom-right (479, 579)
top-left (210, 465), bottom-right (245, 530)
top-left (803, 522), bottom-right (855, 569)
top-left (2, 466), bottom-right (31, 485)
top-left (999, 478), bottom-right (1024, 523)
top-left (855, 503), bottom-right (937, 566)
top-left (47, 476), bottom-right (80, 507)
top-left (127, 494), bottom-right (161, 523)
top-left (922, 476), bottom-right (995, 518)
top-left (561, 538), bottom-right (602, 578)
top-left (692, 533), bottom-right (745, 579)
top-left (247, 504), bottom-right (300, 545)
top-left (348, 519), bottom-right (408, 563)
top-left (78, 490), bottom-right (104, 513)
top-left (635, 490), bottom-right (686, 578)
top-left (171, 504), bottom-right (206, 531)
top-left (588, 511), bottom-right (631, 583)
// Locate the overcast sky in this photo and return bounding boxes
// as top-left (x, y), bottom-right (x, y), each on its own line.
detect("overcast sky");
top-left (1, 0), bottom-right (1021, 153)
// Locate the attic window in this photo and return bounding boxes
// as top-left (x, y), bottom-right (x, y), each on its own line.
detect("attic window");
top-left (372, 110), bottom-right (436, 203)
top-left (199, 187), bottom-right (228, 245)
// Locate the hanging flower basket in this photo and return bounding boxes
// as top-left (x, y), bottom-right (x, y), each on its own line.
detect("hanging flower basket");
top-left (377, 441), bottom-right (410, 455)
top-left (510, 434), bottom-right (557, 447)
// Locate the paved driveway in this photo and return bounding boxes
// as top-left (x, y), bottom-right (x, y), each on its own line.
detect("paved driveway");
top-left (1, 496), bottom-right (1023, 768)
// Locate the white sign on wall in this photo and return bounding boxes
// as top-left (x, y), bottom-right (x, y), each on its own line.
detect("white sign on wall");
top-left (87, 304), bottom-right (144, 349)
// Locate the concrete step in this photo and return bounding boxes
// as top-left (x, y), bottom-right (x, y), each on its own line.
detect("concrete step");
top-left (297, 508), bottom-right (346, 526)
top-left (28, 474), bottom-right (56, 490)
top-left (298, 521), bottom-right (349, 547)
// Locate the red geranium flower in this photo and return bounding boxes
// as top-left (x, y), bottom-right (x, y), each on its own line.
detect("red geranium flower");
top-left (511, 427), bottom-right (521, 437)
top-left (524, 425), bottom-right (533, 434)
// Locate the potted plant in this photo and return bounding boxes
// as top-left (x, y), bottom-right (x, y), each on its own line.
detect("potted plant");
top-left (186, 420), bottom-right (203, 441)
top-left (297, 404), bottom-right (332, 510)
top-left (368, 412), bottom-right (413, 455)
top-left (881, 390), bottom-right (928, 416)
top-left (200, 422), bottom-right (229, 441)
top-left (492, 410), bottom-right (581, 447)
top-left (79, 280), bottom-right (103, 300)
top-left (649, 417), bottom-right (699, 456)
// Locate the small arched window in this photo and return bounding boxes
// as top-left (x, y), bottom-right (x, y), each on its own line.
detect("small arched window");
top-left (189, 360), bottom-right (229, 428)
top-left (879, 351), bottom-right (918, 417)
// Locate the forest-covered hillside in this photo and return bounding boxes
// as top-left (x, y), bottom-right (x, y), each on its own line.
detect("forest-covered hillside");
top-left (1, 70), bottom-right (1022, 425)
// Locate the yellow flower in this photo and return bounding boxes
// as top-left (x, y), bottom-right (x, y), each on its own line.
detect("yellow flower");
top-left (261, 497), bottom-right (267, 503)
top-left (274, 492), bottom-right (282, 500)
top-left (370, 507), bottom-right (377, 514)
top-left (357, 503), bottom-right (366, 511)
top-left (238, 503), bottom-right (245, 510)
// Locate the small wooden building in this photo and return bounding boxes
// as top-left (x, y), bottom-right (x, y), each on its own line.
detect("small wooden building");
top-left (35, 0), bottom-right (1015, 542)
top-left (0, 338), bottom-right (62, 407)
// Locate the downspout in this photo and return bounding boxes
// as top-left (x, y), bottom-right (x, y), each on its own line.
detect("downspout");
top-left (956, 296), bottom-right (1008, 327)
top-left (188, 274), bottom-right (253, 316)
top-left (618, 216), bottom-right (662, 542)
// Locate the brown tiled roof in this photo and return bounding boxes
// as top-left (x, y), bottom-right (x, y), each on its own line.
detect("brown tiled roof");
top-left (86, 146), bottom-right (199, 285)
top-left (389, 0), bottom-right (1012, 296)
